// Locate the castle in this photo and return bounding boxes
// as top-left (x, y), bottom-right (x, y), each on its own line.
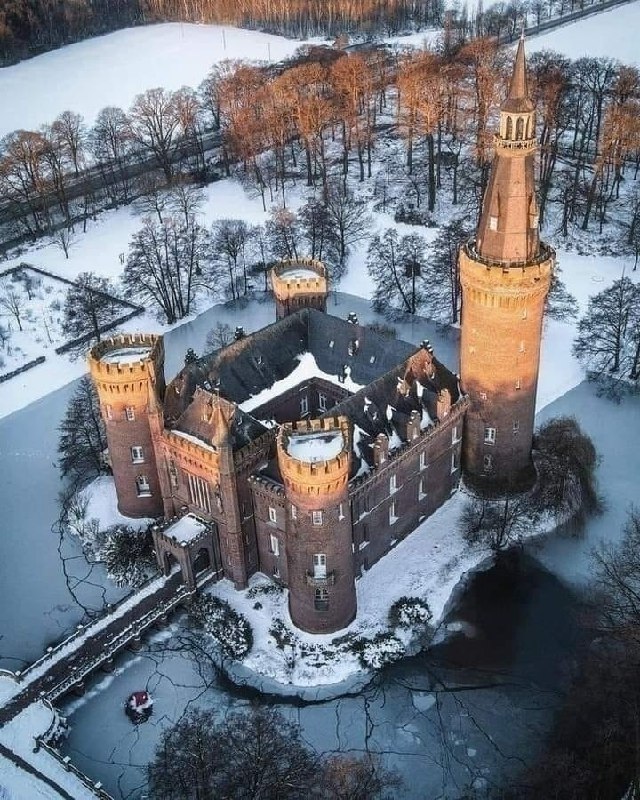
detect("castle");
top-left (88, 38), bottom-right (553, 634)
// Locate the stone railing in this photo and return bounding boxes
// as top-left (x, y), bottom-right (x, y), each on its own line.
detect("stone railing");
top-left (34, 739), bottom-right (113, 800)
top-left (463, 240), bottom-right (555, 270)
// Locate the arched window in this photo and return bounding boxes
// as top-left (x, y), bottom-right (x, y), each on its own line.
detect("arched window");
top-left (505, 116), bottom-right (513, 140)
top-left (516, 117), bottom-right (524, 140)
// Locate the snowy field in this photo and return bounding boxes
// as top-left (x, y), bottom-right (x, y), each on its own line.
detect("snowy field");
top-left (528, 1), bottom-right (640, 63)
top-left (0, 23), bottom-right (320, 137)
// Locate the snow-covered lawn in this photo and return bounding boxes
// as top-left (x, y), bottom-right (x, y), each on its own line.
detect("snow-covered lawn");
top-left (0, 24), bottom-right (320, 137)
top-left (0, 265), bottom-right (136, 379)
top-left (527, 1), bottom-right (640, 63)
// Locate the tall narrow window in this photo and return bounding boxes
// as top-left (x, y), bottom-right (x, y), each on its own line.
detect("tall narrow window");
top-left (419, 451), bottom-right (426, 471)
top-left (418, 478), bottom-right (426, 500)
top-left (451, 451), bottom-right (460, 473)
top-left (483, 454), bottom-right (493, 472)
top-left (484, 427), bottom-right (496, 445)
top-left (338, 503), bottom-right (345, 521)
top-left (125, 406), bottom-right (135, 421)
top-left (300, 395), bottom-right (309, 416)
top-left (451, 425), bottom-right (460, 444)
top-left (513, 420), bottom-right (520, 435)
top-left (516, 116), bottom-right (524, 139)
top-left (515, 378), bottom-right (521, 390)
top-left (314, 588), bottom-right (329, 611)
top-left (312, 510), bottom-right (323, 526)
top-left (318, 393), bottom-right (327, 411)
top-left (105, 404), bottom-right (113, 420)
top-left (130, 446), bottom-right (144, 464)
top-left (389, 474), bottom-right (397, 494)
top-left (268, 506), bottom-right (277, 524)
top-left (389, 501), bottom-right (398, 525)
top-left (313, 553), bottom-right (327, 578)
top-left (187, 473), bottom-right (211, 514)
top-left (290, 504), bottom-right (297, 520)
top-left (489, 215), bottom-right (498, 231)
top-left (269, 533), bottom-right (279, 556)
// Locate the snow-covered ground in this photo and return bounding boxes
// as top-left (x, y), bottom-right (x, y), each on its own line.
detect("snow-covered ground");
top-left (527, 1), bottom-right (640, 63)
top-left (0, 701), bottom-right (98, 799)
top-left (0, 24), bottom-right (321, 137)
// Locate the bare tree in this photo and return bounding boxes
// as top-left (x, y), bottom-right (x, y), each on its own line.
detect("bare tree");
top-left (323, 179), bottom-right (371, 280)
top-left (0, 278), bottom-right (26, 331)
top-left (128, 88), bottom-right (183, 183)
top-left (205, 321), bottom-right (233, 351)
top-left (461, 492), bottom-right (538, 553)
top-left (124, 214), bottom-right (209, 323)
top-left (210, 218), bottom-right (251, 301)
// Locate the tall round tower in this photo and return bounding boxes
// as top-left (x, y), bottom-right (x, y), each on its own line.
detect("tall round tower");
top-left (88, 333), bottom-right (166, 518)
top-left (277, 417), bottom-right (355, 633)
top-left (459, 37), bottom-right (554, 491)
top-left (270, 257), bottom-right (328, 320)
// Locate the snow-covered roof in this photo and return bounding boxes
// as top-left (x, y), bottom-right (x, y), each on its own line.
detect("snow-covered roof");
top-left (286, 430), bottom-right (344, 463)
top-left (163, 513), bottom-right (208, 544)
top-left (100, 346), bottom-right (151, 364)
top-left (278, 267), bottom-right (320, 280)
top-left (165, 308), bottom-right (417, 423)
top-left (240, 352), bottom-right (363, 413)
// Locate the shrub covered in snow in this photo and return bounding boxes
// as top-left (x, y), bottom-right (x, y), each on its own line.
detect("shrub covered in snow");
top-left (190, 595), bottom-right (253, 660)
top-left (269, 618), bottom-right (298, 651)
top-left (100, 525), bottom-right (157, 588)
top-left (352, 633), bottom-right (405, 670)
top-left (388, 597), bottom-right (433, 630)
top-left (247, 581), bottom-right (284, 599)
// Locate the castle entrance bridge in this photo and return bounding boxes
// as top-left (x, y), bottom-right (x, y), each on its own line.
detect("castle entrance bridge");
top-left (0, 566), bottom-right (216, 728)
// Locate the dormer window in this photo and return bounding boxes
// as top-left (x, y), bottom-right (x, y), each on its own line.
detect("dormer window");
top-left (489, 216), bottom-right (498, 231)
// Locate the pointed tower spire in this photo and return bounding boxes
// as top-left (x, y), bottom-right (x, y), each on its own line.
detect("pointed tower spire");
top-left (504, 34), bottom-right (533, 113)
top-left (458, 33), bottom-right (555, 492)
top-left (475, 36), bottom-right (538, 263)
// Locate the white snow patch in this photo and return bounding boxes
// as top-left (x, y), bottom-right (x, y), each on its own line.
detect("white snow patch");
top-left (100, 346), bottom-right (151, 365)
top-left (240, 352), bottom-right (364, 413)
top-left (163, 513), bottom-right (207, 544)
top-left (0, 24), bottom-right (320, 136)
top-left (172, 429), bottom-right (217, 453)
top-left (79, 476), bottom-right (152, 532)
top-left (286, 430), bottom-right (344, 462)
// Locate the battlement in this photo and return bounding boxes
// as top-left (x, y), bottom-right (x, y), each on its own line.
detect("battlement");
top-left (277, 416), bottom-right (351, 505)
top-left (271, 257), bottom-right (328, 299)
top-left (459, 242), bottom-right (553, 306)
top-left (88, 333), bottom-right (164, 385)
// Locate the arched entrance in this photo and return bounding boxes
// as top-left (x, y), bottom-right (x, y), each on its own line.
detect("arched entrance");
top-left (193, 547), bottom-right (211, 574)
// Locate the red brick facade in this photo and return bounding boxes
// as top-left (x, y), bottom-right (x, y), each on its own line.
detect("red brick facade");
top-left (459, 37), bottom-right (553, 492)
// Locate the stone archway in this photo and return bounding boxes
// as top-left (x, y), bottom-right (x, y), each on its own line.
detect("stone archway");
top-left (193, 547), bottom-right (211, 574)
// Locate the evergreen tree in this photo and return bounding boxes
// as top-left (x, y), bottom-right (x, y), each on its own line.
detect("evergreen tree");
top-left (57, 376), bottom-right (107, 487)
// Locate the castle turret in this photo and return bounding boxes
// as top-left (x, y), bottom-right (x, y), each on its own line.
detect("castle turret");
top-left (459, 36), bottom-right (554, 491)
top-left (270, 257), bottom-right (328, 320)
top-left (88, 334), bottom-right (166, 517)
top-left (277, 417), bottom-right (355, 633)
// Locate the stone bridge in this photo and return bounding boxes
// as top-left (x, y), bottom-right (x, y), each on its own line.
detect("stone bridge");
top-left (0, 567), bottom-right (216, 798)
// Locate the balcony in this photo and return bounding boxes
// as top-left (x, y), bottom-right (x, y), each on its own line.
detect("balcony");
top-left (306, 571), bottom-right (335, 587)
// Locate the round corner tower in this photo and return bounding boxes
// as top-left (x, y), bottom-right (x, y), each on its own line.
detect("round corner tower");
top-left (276, 416), bottom-right (356, 634)
top-left (270, 257), bottom-right (328, 320)
top-left (88, 333), bottom-right (166, 518)
top-left (459, 36), bottom-right (554, 493)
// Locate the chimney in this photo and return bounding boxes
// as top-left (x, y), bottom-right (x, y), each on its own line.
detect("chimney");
top-left (372, 432), bottom-right (389, 467)
top-left (407, 410), bottom-right (421, 441)
top-left (436, 388), bottom-right (452, 420)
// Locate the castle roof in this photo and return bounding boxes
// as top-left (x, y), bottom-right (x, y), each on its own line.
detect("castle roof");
top-left (503, 35), bottom-right (534, 114)
top-left (164, 308), bottom-right (416, 420)
top-left (163, 308), bottom-right (461, 466)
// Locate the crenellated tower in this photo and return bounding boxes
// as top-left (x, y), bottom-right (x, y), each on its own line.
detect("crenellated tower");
top-left (277, 417), bottom-right (356, 633)
top-left (88, 333), bottom-right (166, 517)
top-left (271, 257), bottom-right (328, 320)
top-left (459, 36), bottom-right (554, 491)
